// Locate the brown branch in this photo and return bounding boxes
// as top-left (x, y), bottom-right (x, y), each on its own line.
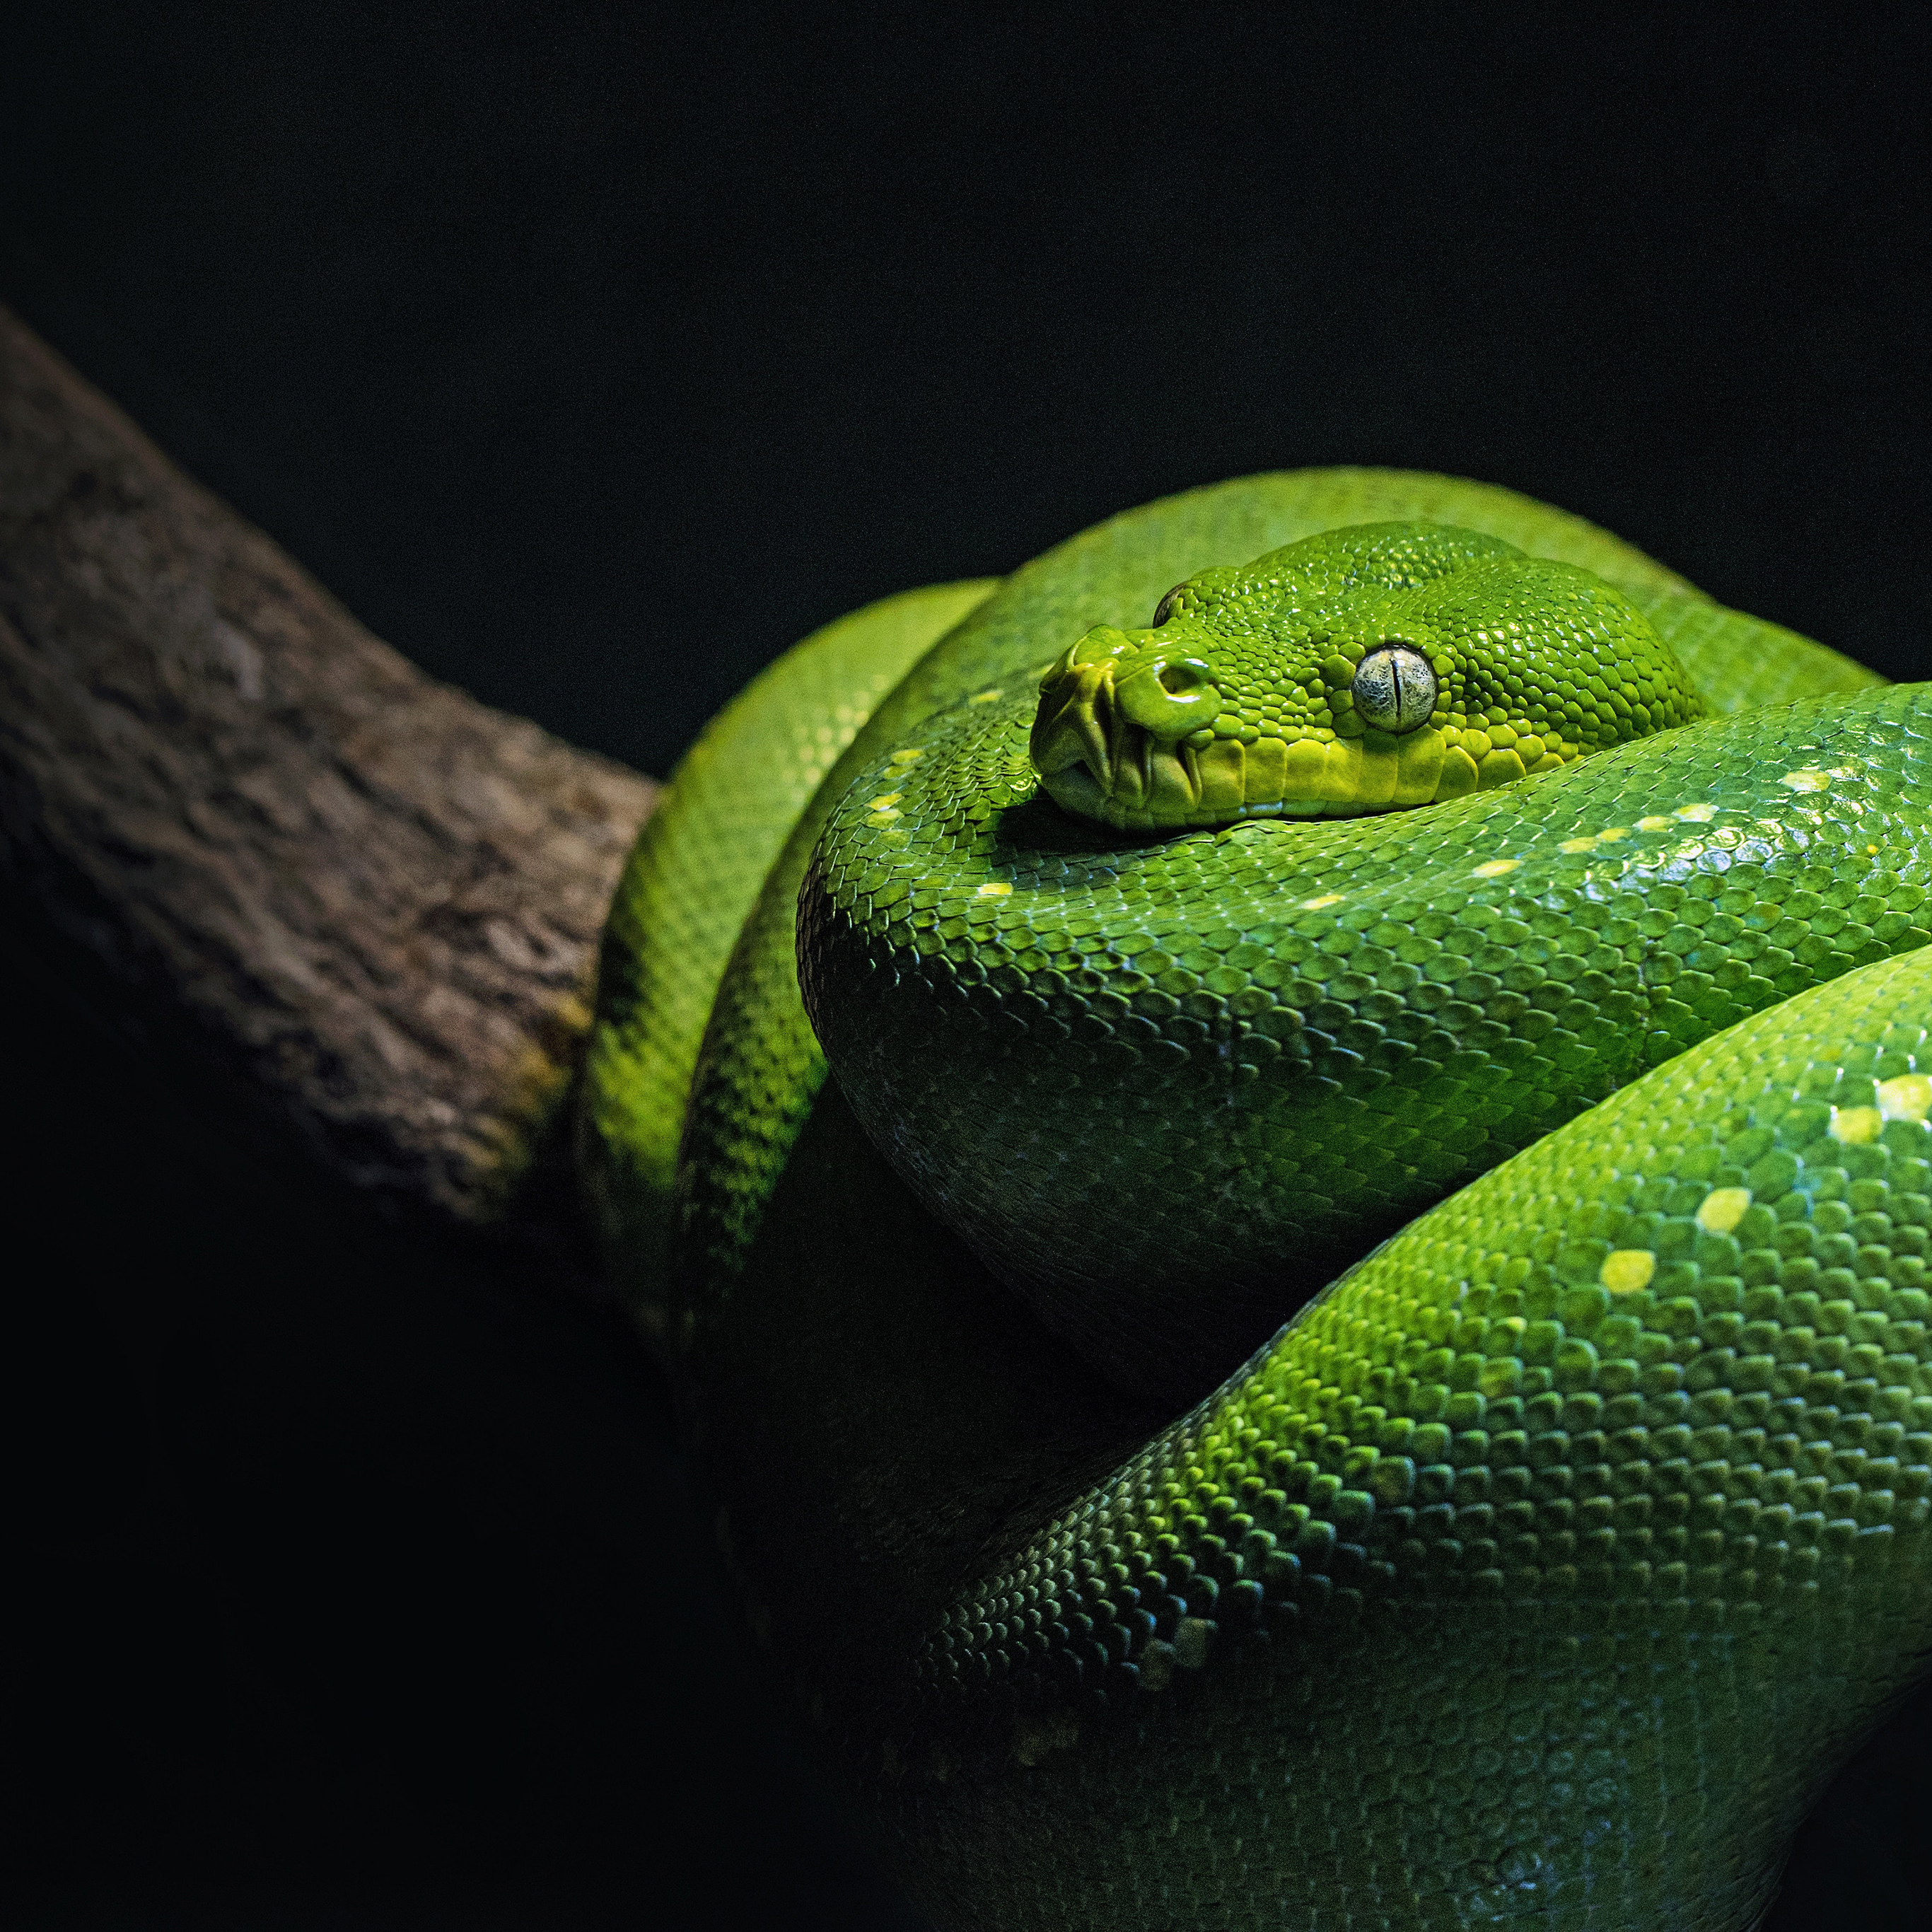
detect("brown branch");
top-left (0, 303), bottom-right (658, 1247)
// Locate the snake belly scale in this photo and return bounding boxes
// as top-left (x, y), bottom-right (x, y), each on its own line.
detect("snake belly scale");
top-left (581, 469), bottom-right (1931, 1931)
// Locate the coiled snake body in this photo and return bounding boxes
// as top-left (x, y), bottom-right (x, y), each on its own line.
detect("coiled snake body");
top-left (579, 472), bottom-right (1931, 1931)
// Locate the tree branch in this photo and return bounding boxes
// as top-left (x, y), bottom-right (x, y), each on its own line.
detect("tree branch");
top-left (0, 303), bottom-right (658, 1247)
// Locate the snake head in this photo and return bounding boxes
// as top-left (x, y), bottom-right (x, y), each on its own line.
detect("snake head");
top-left (1029, 522), bottom-right (1706, 831)
top-left (1030, 627), bottom-right (1224, 822)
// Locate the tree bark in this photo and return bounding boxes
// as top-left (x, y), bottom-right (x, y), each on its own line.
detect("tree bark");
top-left (0, 303), bottom-right (658, 1252)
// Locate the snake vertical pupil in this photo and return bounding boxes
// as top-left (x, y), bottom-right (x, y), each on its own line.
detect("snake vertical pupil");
top-left (1351, 643), bottom-right (1437, 734)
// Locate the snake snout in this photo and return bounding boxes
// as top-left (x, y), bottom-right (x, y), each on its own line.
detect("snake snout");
top-left (1031, 629), bottom-right (1223, 825)
top-left (1112, 647), bottom-right (1220, 736)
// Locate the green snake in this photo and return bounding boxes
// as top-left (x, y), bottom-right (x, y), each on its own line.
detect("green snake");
top-left (578, 470), bottom-right (1931, 1931)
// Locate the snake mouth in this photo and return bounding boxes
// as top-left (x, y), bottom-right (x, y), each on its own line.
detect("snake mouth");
top-left (1030, 628), bottom-right (1230, 828)
top-left (1030, 627), bottom-right (1453, 830)
top-left (1036, 739), bottom-right (1264, 827)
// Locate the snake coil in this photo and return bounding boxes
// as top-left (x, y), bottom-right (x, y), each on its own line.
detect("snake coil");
top-left (581, 471), bottom-right (1931, 1932)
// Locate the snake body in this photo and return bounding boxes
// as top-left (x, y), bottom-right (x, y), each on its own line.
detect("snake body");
top-left (580, 471), bottom-right (1930, 1930)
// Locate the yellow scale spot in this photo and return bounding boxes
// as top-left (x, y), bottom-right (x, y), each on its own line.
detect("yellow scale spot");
top-left (1300, 892), bottom-right (1346, 910)
top-left (1471, 859), bottom-right (1519, 878)
top-left (1636, 815), bottom-right (1673, 832)
top-left (867, 793), bottom-right (902, 810)
top-left (1830, 1106), bottom-right (1884, 1146)
top-left (1600, 1250), bottom-right (1656, 1294)
top-left (1878, 1073), bottom-right (1932, 1122)
top-left (888, 747), bottom-right (924, 764)
top-left (1696, 1187), bottom-right (1753, 1235)
top-left (1558, 827), bottom-right (1631, 854)
top-left (1672, 802), bottom-right (1716, 823)
top-left (976, 880), bottom-right (1013, 897)
top-left (968, 687), bottom-right (1003, 704)
top-left (1781, 768), bottom-right (1830, 792)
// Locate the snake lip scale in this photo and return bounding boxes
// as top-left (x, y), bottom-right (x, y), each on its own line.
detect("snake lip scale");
top-left (583, 470), bottom-right (1930, 1931)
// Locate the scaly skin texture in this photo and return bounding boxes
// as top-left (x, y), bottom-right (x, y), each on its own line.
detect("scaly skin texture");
top-left (578, 578), bottom-right (994, 1309)
top-left (1030, 525), bottom-right (1704, 828)
top-left (671, 472), bottom-right (1713, 1293)
top-left (884, 947), bottom-right (1932, 1932)
top-left (580, 470), bottom-right (1923, 1931)
top-left (802, 682), bottom-right (1932, 1400)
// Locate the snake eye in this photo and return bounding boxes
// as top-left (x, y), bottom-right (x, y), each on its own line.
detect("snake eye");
top-left (1150, 584), bottom-right (1187, 627)
top-left (1351, 644), bottom-right (1437, 735)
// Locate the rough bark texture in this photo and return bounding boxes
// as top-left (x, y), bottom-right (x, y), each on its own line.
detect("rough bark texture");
top-left (0, 303), bottom-right (658, 1240)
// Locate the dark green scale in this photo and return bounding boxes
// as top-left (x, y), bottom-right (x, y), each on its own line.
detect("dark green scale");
top-left (803, 683), bottom-right (1932, 1397)
top-left (670, 475), bottom-right (1722, 1305)
top-left (585, 470), bottom-right (1927, 1932)
top-left (876, 947), bottom-right (1932, 1932)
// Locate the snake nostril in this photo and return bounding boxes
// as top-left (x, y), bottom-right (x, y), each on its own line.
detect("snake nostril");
top-left (1115, 655), bottom-right (1218, 736)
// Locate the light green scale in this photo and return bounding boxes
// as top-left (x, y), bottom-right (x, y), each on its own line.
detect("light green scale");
top-left (579, 469), bottom-right (1924, 1931)
top-left (1030, 525), bottom-right (1705, 828)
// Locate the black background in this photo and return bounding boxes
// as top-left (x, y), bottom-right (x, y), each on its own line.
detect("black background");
top-left (6, 5), bottom-right (1931, 1926)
